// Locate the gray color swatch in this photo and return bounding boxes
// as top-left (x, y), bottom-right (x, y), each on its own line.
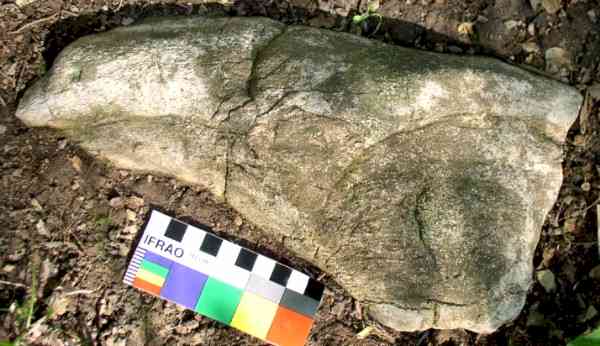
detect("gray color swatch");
top-left (245, 273), bottom-right (285, 304)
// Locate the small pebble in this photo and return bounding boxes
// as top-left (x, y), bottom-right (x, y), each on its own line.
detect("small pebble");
top-left (522, 42), bottom-right (540, 54)
top-left (126, 209), bottom-right (137, 222)
top-left (541, 0), bottom-right (561, 14)
top-left (49, 295), bottom-right (72, 318)
top-left (457, 22), bottom-right (474, 36)
top-left (581, 182), bottom-right (591, 192)
top-left (126, 196), bottom-right (144, 209)
top-left (527, 310), bottom-right (547, 327)
top-left (573, 134), bottom-right (586, 146)
top-left (504, 20), bottom-right (523, 31)
top-left (234, 216), bottom-right (243, 227)
top-left (536, 269), bottom-right (556, 292)
top-left (118, 243), bottom-right (129, 257)
top-left (109, 197), bottom-right (124, 208)
top-left (545, 47), bottom-right (572, 75)
top-left (541, 247), bottom-right (557, 268)
top-left (0, 125), bottom-right (6, 135)
top-left (121, 17), bottom-right (135, 26)
top-left (7, 252), bottom-right (25, 262)
top-left (57, 139), bottom-right (68, 149)
top-left (15, 0), bottom-right (37, 7)
top-left (529, 0), bottom-right (541, 10)
top-left (583, 305), bottom-right (598, 322)
top-left (477, 15), bottom-right (489, 23)
top-left (2, 264), bottom-right (15, 273)
top-left (589, 265), bottom-right (600, 279)
top-left (121, 225), bottom-right (138, 240)
top-left (448, 46), bottom-right (463, 54)
top-left (30, 198), bottom-right (43, 212)
top-left (36, 219), bottom-right (50, 237)
top-left (71, 156), bottom-right (82, 173)
top-left (527, 23), bottom-right (536, 36)
top-left (589, 84), bottom-right (600, 100)
top-left (589, 10), bottom-right (597, 23)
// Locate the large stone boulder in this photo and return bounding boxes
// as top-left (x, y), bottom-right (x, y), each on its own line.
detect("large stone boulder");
top-left (16, 16), bottom-right (582, 333)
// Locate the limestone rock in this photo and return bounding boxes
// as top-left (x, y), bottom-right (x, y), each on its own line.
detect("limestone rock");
top-left (16, 17), bottom-right (582, 333)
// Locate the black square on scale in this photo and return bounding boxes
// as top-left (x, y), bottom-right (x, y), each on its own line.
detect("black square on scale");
top-left (235, 248), bottom-right (258, 271)
top-left (164, 219), bottom-right (187, 242)
top-left (304, 278), bottom-right (325, 301)
top-left (200, 233), bottom-right (223, 256)
top-left (270, 263), bottom-right (292, 286)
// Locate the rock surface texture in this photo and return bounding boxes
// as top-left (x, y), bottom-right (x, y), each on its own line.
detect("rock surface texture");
top-left (17, 17), bottom-right (582, 333)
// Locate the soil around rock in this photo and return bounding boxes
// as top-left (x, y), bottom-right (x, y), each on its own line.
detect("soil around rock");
top-left (1, 1), bottom-right (600, 345)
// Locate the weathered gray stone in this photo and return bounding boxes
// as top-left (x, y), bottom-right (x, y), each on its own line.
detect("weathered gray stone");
top-left (16, 17), bottom-right (582, 333)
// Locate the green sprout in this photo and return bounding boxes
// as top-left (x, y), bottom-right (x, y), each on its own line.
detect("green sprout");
top-left (1, 263), bottom-right (38, 346)
top-left (568, 324), bottom-right (600, 346)
top-left (352, 0), bottom-right (383, 35)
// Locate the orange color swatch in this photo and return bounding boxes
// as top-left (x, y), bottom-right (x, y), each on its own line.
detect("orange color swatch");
top-left (267, 306), bottom-right (315, 346)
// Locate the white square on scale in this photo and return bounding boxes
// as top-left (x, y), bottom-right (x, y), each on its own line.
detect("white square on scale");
top-left (216, 241), bottom-right (241, 266)
top-left (182, 225), bottom-right (206, 251)
top-left (145, 211), bottom-right (172, 238)
top-left (252, 255), bottom-right (276, 280)
top-left (286, 270), bottom-right (310, 294)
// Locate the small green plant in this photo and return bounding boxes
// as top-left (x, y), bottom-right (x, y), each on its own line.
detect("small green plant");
top-left (568, 325), bottom-right (600, 346)
top-left (2, 263), bottom-right (38, 346)
top-left (352, 0), bottom-right (383, 35)
top-left (35, 60), bottom-right (47, 77)
top-left (95, 215), bottom-right (113, 229)
top-left (0, 341), bottom-right (19, 346)
top-left (15, 268), bottom-right (37, 332)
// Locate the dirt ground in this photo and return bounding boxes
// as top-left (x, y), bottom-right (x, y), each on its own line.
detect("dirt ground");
top-left (1, 0), bottom-right (600, 345)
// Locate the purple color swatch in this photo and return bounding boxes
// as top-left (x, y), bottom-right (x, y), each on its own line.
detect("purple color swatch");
top-left (161, 261), bottom-right (209, 309)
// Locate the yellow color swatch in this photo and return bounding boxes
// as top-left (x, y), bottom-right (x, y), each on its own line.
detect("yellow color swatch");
top-left (230, 292), bottom-right (278, 340)
top-left (136, 268), bottom-right (166, 287)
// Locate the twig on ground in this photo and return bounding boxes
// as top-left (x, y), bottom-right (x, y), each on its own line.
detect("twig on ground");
top-left (557, 195), bottom-right (600, 223)
top-left (9, 13), bottom-right (58, 35)
top-left (355, 300), bottom-right (363, 320)
top-left (71, 263), bottom-right (92, 287)
top-left (0, 280), bottom-right (27, 288)
top-left (63, 289), bottom-right (97, 297)
top-left (61, 9), bottom-right (78, 17)
top-left (0, 94), bottom-right (6, 107)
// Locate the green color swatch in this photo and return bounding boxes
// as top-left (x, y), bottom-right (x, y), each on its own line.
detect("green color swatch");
top-left (195, 278), bottom-right (242, 324)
